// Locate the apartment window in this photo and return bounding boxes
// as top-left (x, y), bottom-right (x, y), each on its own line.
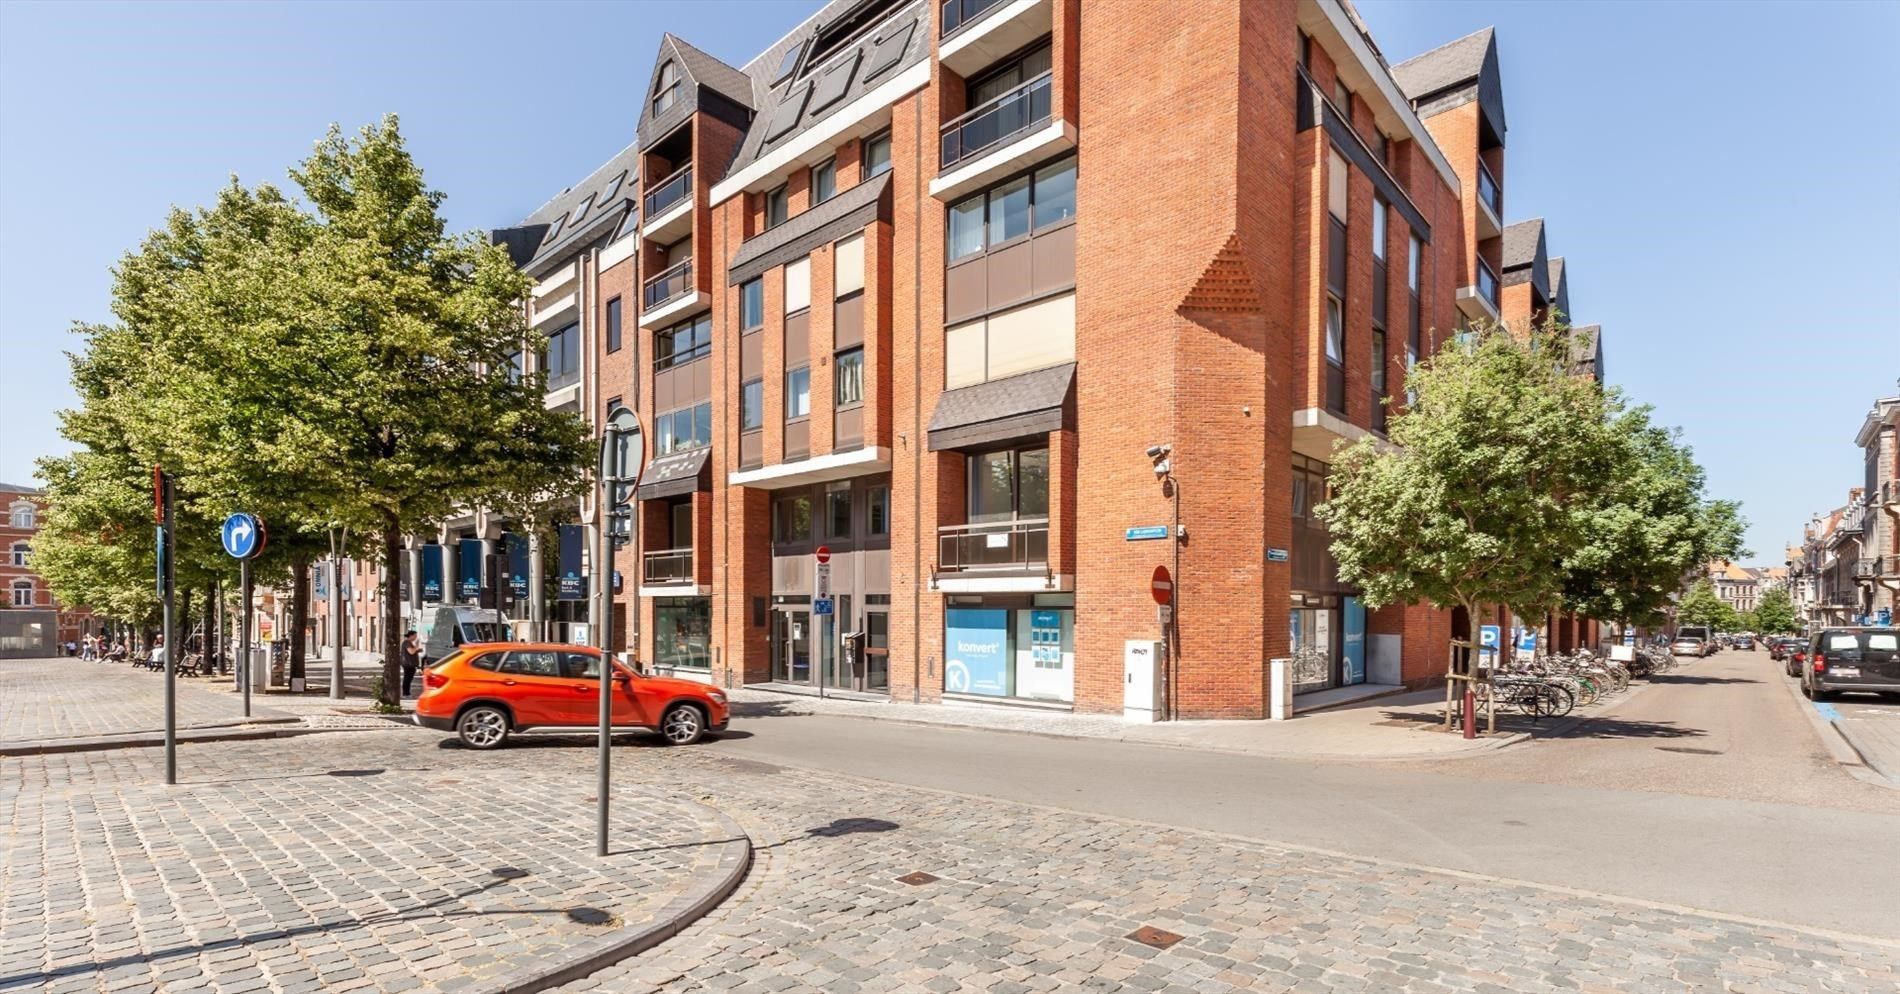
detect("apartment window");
top-left (864, 130), bottom-right (892, 177)
top-left (1372, 200), bottom-right (1387, 261)
top-left (1334, 78), bottom-right (1352, 119)
top-left (969, 447), bottom-right (1049, 522)
top-left (946, 155), bottom-right (1076, 262)
top-left (1377, 132), bottom-right (1391, 165)
top-left (834, 233), bottom-right (865, 297)
top-left (812, 158), bottom-right (837, 204)
top-left (505, 350), bottom-right (524, 384)
top-left (785, 366), bottom-right (811, 419)
top-left (784, 257), bottom-right (812, 313)
top-left (1292, 455), bottom-right (1329, 523)
top-left (653, 61), bottom-right (679, 114)
top-left (1327, 149), bottom-right (1348, 223)
top-left (740, 278), bottom-right (764, 330)
top-left (766, 185), bottom-right (789, 228)
top-left (9, 542), bottom-right (27, 567)
top-left (1299, 30), bottom-right (1312, 70)
top-left (605, 296), bottom-right (623, 353)
top-left (1326, 298), bottom-right (1345, 365)
top-left (655, 314), bottom-right (712, 370)
top-left (773, 494), bottom-right (812, 543)
top-left (867, 486), bottom-right (889, 537)
top-left (11, 581), bottom-right (31, 607)
top-left (834, 347), bottom-right (865, 407)
top-left (1372, 328), bottom-right (1388, 398)
top-left (542, 322), bottom-right (580, 390)
top-left (1408, 234), bottom-right (1421, 291)
top-left (656, 402), bottom-right (712, 454)
top-left (740, 379), bottom-right (764, 431)
top-left (825, 485), bottom-right (852, 540)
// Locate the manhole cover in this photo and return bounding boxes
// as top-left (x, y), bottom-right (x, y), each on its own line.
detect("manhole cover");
top-left (1127, 926), bottom-right (1184, 950)
top-left (896, 871), bottom-right (939, 886)
top-left (1655, 746), bottom-right (1723, 756)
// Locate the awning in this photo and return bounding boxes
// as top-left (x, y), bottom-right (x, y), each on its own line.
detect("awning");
top-left (638, 447), bottom-right (711, 500)
top-left (727, 172), bottom-right (891, 286)
top-left (927, 363), bottom-right (1074, 452)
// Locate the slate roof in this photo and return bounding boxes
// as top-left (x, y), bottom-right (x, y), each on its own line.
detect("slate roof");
top-left (669, 34), bottom-right (756, 110)
top-left (1568, 324), bottom-right (1602, 381)
top-left (725, 0), bottom-right (933, 178)
top-left (1392, 27), bottom-right (1493, 101)
top-left (1501, 219), bottom-right (1543, 271)
top-left (638, 34), bottom-right (756, 151)
top-left (0, 482), bottom-right (40, 495)
top-left (494, 142), bottom-right (642, 276)
top-left (927, 363), bottom-right (1074, 450)
top-left (727, 171), bottom-right (891, 285)
top-left (1546, 256), bottom-right (1570, 322)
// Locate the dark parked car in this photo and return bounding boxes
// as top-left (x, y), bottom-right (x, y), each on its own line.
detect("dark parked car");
top-left (1799, 628), bottom-right (1900, 700)
top-left (1733, 635), bottom-right (1754, 650)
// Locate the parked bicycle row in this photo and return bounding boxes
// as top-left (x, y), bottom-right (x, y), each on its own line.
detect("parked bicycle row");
top-left (1476, 646), bottom-right (1664, 720)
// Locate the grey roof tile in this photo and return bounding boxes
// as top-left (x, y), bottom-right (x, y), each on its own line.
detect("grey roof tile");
top-left (727, 171), bottom-right (891, 285)
top-left (1392, 27), bottom-right (1493, 101)
top-left (928, 363), bottom-right (1075, 435)
top-left (502, 142), bottom-right (641, 273)
top-left (667, 33), bottom-right (756, 110)
top-left (1501, 218), bottom-right (1544, 271)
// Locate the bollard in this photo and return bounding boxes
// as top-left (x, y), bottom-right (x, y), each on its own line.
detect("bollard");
top-left (1462, 683), bottom-right (1476, 739)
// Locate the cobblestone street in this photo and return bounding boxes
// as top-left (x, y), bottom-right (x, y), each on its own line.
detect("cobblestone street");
top-left (0, 659), bottom-right (293, 743)
top-left (6, 720), bottom-right (1896, 993)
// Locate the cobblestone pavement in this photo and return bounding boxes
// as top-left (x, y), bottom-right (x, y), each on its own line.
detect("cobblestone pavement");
top-left (11, 726), bottom-right (1895, 993)
top-left (4, 738), bottom-right (743, 993)
top-left (0, 658), bottom-right (292, 742)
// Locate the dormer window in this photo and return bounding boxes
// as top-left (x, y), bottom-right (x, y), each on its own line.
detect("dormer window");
top-left (653, 61), bottom-right (680, 114)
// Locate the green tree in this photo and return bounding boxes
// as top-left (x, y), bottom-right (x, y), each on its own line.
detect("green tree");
top-left (1675, 579), bottom-right (1731, 630)
top-left (1754, 586), bottom-right (1798, 634)
top-left (1317, 322), bottom-right (1620, 655)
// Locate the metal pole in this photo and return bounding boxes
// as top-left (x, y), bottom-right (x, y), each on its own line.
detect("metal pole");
top-left (240, 558), bottom-right (252, 718)
top-left (596, 512), bottom-right (611, 858)
top-left (329, 541), bottom-right (344, 701)
top-left (161, 479), bottom-right (175, 785)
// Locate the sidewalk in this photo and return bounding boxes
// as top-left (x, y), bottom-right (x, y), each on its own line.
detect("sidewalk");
top-left (728, 684), bottom-right (1577, 761)
top-left (0, 657), bottom-right (302, 754)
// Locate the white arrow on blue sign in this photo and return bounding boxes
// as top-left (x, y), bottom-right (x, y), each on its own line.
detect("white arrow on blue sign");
top-left (220, 513), bottom-right (265, 560)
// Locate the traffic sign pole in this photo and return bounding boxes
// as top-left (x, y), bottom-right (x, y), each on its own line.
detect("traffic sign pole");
top-left (598, 407), bottom-right (643, 859)
top-left (239, 558), bottom-right (252, 718)
top-left (158, 471), bottom-right (175, 786)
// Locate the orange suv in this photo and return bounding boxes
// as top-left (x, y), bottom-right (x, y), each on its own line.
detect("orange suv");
top-left (413, 642), bottom-right (729, 749)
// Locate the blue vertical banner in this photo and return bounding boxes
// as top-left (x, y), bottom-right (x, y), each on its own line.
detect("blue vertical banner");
top-left (505, 532), bottom-right (530, 601)
top-left (420, 544), bottom-right (443, 602)
top-left (457, 538), bottom-right (484, 601)
top-left (557, 524), bottom-right (585, 601)
top-left (945, 608), bottom-right (1010, 697)
top-left (313, 561), bottom-right (328, 599)
top-left (1342, 596), bottom-right (1366, 685)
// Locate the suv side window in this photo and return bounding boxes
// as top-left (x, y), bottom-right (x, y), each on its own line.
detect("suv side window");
top-left (466, 651), bottom-right (502, 672)
top-left (500, 650), bottom-right (561, 676)
top-left (559, 651), bottom-right (601, 679)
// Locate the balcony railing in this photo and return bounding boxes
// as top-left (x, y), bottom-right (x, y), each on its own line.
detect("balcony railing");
top-left (937, 517), bottom-right (1049, 574)
top-left (644, 259), bottom-right (693, 310)
top-left (1477, 161), bottom-right (1501, 216)
top-left (941, 0), bottom-right (1009, 36)
top-left (940, 71), bottom-right (1052, 170)
top-left (1476, 259), bottom-right (1499, 307)
top-left (1828, 590), bottom-right (1859, 607)
top-left (643, 547), bottom-right (694, 586)
top-left (643, 163), bottom-right (692, 219)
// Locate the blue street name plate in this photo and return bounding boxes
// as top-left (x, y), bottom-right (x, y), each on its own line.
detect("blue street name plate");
top-left (1266, 548), bottom-right (1290, 562)
top-left (1125, 526), bottom-right (1169, 541)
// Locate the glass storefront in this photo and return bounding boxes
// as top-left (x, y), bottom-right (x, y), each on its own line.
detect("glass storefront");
top-left (944, 594), bottom-right (1074, 703)
top-left (654, 596), bottom-right (710, 670)
top-left (1290, 593), bottom-right (1367, 693)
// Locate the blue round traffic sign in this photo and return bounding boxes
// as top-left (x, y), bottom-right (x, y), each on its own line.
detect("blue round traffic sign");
top-left (221, 513), bottom-right (266, 560)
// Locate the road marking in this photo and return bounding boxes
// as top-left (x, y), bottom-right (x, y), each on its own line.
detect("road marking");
top-left (1813, 702), bottom-right (1842, 722)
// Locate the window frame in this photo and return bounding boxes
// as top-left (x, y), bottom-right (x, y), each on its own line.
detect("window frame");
top-left (944, 154), bottom-right (1077, 264)
top-left (654, 314), bottom-right (713, 371)
top-left (966, 445), bottom-right (1051, 523)
top-left (812, 157), bottom-right (837, 204)
top-left (653, 61), bottom-right (680, 114)
top-left (740, 278), bottom-right (764, 331)
top-left (864, 129), bottom-right (893, 177)
top-left (785, 365), bottom-right (812, 421)
top-left (9, 580), bottom-right (30, 607)
top-left (773, 494), bottom-right (813, 543)
top-left (740, 378), bottom-right (765, 432)
top-left (9, 542), bottom-right (27, 567)
top-left (605, 296), bottom-right (623, 353)
top-left (834, 347), bottom-right (865, 409)
top-left (766, 184), bottom-right (789, 228)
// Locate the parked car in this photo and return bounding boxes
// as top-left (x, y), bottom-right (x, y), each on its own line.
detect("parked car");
top-left (414, 642), bottom-right (729, 749)
top-left (1799, 627), bottom-right (1900, 701)
top-left (1769, 638), bottom-right (1800, 662)
top-left (1671, 636), bottom-right (1706, 657)
top-left (1785, 643), bottom-right (1807, 678)
top-left (1733, 635), bottom-right (1754, 650)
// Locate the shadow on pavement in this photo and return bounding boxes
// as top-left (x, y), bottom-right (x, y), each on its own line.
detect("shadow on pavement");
top-left (1647, 674), bottom-right (1760, 686)
top-left (1539, 717), bottom-right (1708, 741)
top-left (730, 699), bottom-right (817, 719)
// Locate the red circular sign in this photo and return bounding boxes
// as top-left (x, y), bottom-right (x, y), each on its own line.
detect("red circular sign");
top-left (1151, 565), bottom-right (1173, 605)
top-left (815, 546), bottom-right (831, 564)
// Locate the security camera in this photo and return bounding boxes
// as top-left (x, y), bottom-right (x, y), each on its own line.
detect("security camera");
top-left (1145, 443), bottom-right (1172, 459)
top-left (1152, 459), bottom-right (1171, 477)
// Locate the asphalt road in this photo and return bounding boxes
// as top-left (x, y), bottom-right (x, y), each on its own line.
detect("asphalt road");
top-left (714, 648), bottom-right (1900, 938)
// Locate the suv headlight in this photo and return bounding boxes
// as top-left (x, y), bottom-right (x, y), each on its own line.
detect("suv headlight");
top-left (708, 690), bottom-right (727, 704)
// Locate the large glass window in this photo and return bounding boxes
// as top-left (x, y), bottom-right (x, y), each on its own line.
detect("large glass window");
top-left (740, 279), bottom-right (764, 330)
top-left (657, 402), bottom-right (712, 454)
top-left (655, 314), bottom-right (712, 370)
top-left (991, 176), bottom-right (1030, 243)
top-left (542, 322), bottom-right (580, 389)
top-left (655, 597), bottom-right (711, 670)
top-left (812, 158), bottom-right (836, 203)
top-left (946, 155), bottom-right (1076, 261)
top-left (968, 446), bottom-right (1049, 522)
top-left (606, 296), bottom-right (623, 353)
top-left (740, 379), bottom-right (764, 431)
top-left (1032, 158), bottom-right (1076, 227)
top-left (834, 348), bottom-right (864, 406)
top-left (785, 366), bottom-right (811, 419)
top-left (774, 495), bottom-right (812, 542)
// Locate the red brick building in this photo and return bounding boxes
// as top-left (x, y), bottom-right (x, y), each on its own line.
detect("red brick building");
top-left (1, 483), bottom-right (96, 656)
top-left (420, 0), bottom-right (1605, 718)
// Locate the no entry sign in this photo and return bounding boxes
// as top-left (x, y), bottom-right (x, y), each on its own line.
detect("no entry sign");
top-left (1151, 565), bottom-right (1173, 605)
top-left (815, 545), bottom-right (831, 564)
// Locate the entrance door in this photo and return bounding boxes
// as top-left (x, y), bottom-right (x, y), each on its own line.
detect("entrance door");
top-left (773, 609), bottom-right (811, 684)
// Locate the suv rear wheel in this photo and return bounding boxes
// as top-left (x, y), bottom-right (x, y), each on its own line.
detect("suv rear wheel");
top-left (457, 705), bottom-right (511, 749)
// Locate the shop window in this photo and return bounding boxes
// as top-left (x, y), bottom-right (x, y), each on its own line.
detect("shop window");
top-left (655, 597), bottom-right (711, 670)
top-left (834, 348), bottom-right (864, 407)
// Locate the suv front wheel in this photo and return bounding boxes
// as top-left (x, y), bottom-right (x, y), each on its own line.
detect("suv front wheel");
top-left (658, 702), bottom-right (705, 746)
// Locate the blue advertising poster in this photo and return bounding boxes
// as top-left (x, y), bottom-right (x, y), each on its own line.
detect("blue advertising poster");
top-left (1342, 597), bottom-right (1366, 685)
top-left (420, 545), bottom-right (442, 602)
top-left (945, 608), bottom-right (1010, 697)
top-left (557, 524), bottom-right (585, 601)
top-left (458, 538), bottom-right (485, 601)
top-left (1030, 609), bottom-right (1062, 666)
top-left (505, 532), bottom-right (530, 600)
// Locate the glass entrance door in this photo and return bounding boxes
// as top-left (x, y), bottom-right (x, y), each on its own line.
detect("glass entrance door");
top-left (772, 609), bottom-right (811, 684)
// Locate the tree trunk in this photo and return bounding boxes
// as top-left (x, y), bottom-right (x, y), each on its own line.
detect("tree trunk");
top-left (290, 555), bottom-right (309, 685)
top-left (379, 514), bottom-right (404, 709)
top-left (210, 580), bottom-right (223, 674)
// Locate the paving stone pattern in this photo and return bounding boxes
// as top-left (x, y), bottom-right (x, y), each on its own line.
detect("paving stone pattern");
top-left (10, 727), bottom-right (1899, 994)
top-left (0, 658), bottom-right (287, 742)
top-left (3, 752), bottom-right (737, 994)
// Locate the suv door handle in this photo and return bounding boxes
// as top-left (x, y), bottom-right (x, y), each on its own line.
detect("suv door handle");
top-left (501, 679), bottom-right (517, 686)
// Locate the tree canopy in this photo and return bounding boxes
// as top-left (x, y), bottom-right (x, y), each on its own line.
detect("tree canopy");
top-left (1754, 586), bottom-right (1799, 634)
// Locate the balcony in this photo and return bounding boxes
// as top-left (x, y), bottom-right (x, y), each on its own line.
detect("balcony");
top-left (939, 0), bottom-right (1053, 77)
top-left (934, 518), bottom-right (1053, 591)
top-left (1476, 161), bottom-right (1502, 240)
top-left (930, 72), bottom-right (1074, 202)
top-left (1455, 259), bottom-right (1501, 323)
top-left (640, 258), bottom-right (708, 328)
top-left (641, 547), bottom-right (695, 590)
top-left (1828, 590), bottom-right (1859, 608)
top-left (642, 163), bottom-right (694, 244)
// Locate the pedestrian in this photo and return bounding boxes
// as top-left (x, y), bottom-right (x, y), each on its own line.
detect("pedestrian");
top-left (400, 629), bottom-right (423, 697)
top-left (65, 640), bottom-right (77, 658)
top-left (147, 636), bottom-right (166, 672)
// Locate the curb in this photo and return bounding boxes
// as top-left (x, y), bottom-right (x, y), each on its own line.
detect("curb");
top-left (484, 806), bottom-right (754, 994)
top-left (0, 722), bottom-right (319, 757)
top-left (1777, 669), bottom-right (1899, 792)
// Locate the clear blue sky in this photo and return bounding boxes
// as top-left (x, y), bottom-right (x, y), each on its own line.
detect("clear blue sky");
top-left (2, 0), bottom-right (1895, 566)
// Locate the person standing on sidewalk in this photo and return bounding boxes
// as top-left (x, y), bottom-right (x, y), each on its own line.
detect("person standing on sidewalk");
top-left (400, 630), bottom-right (423, 698)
